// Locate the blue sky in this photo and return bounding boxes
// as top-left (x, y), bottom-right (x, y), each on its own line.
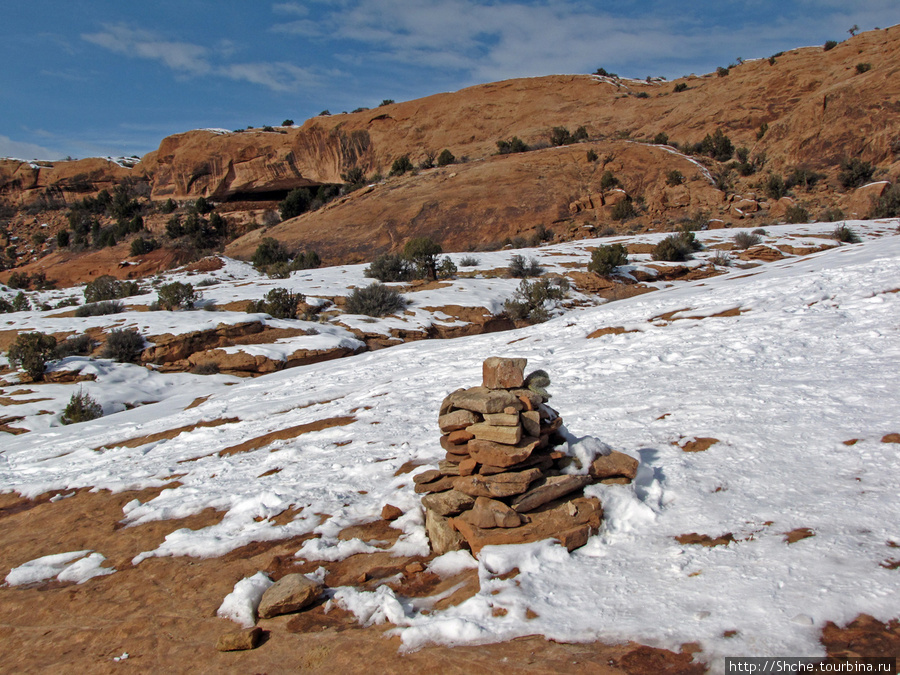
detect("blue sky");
top-left (2, 0), bottom-right (899, 161)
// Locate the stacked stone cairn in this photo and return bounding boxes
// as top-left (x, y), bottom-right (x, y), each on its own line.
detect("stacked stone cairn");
top-left (415, 357), bottom-right (639, 556)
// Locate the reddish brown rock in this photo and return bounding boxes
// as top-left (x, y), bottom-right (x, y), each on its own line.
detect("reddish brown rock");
top-left (448, 387), bottom-right (522, 414)
top-left (381, 504), bottom-right (403, 521)
top-left (421, 489), bottom-right (476, 517)
top-left (589, 451), bottom-right (639, 481)
top-left (452, 496), bottom-right (603, 555)
top-left (468, 436), bottom-right (540, 468)
top-left (413, 470), bottom-right (443, 485)
top-left (447, 429), bottom-right (475, 445)
top-left (881, 433), bottom-right (900, 444)
top-left (466, 422), bottom-right (522, 445)
top-left (258, 574), bottom-right (323, 619)
top-left (439, 409), bottom-right (481, 433)
top-left (482, 357), bottom-right (527, 389)
top-left (458, 497), bottom-right (522, 529)
top-left (453, 468), bottom-right (543, 498)
top-left (510, 475), bottom-right (594, 513)
top-left (414, 475), bottom-right (457, 494)
top-left (458, 458), bottom-right (478, 476)
top-left (216, 626), bottom-right (263, 652)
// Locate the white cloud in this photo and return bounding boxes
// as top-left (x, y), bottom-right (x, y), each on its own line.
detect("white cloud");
top-left (0, 135), bottom-right (60, 161)
top-left (82, 24), bottom-right (211, 76)
top-left (81, 23), bottom-right (320, 92)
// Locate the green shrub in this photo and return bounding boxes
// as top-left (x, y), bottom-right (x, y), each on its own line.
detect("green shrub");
top-left (611, 198), bottom-right (636, 221)
top-left (191, 361), bottom-right (220, 375)
top-left (756, 123), bottom-right (768, 140)
top-left (61, 389), bottom-right (103, 425)
top-left (820, 208), bottom-right (845, 223)
top-left (732, 231), bottom-right (762, 249)
top-left (573, 126), bottom-right (588, 141)
top-left (247, 288), bottom-right (304, 319)
top-left (824, 40), bottom-right (838, 51)
top-left (159, 198), bottom-right (177, 214)
top-left (832, 224), bottom-right (860, 243)
top-left (508, 255), bottom-right (544, 278)
top-left (101, 328), bottom-right (145, 362)
top-left (652, 230), bottom-right (701, 262)
top-left (436, 256), bottom-right (458, 279)
top-left (673, 83), bottom-right (688, 93)
top-left (497, 137), bottom-right (529, 154)
top-left (765, 174), bottom-right (788, 200)
top-left (600, 170), bottom-right (620, 191)
top-left (366, 253), bottom-right (413, 282)
top-left (503, 278), bottom-right (569, 323)
top-left (56, 229), bottom-right (70, 247)
top-left (0, 297), bottom-right (13, 313)
top-left (786, 167), bottom-right (826, 191)
top-left (7, 272), bottom-right (30, 290)
top-left (437, 149), bottom-right (456, 167)
top-left (84, 275), bottom-right (120, 303)
top-left (389, 155), bottom-right (414, 176)
top-left (157, 282), bottom-right (199, 310)
top-left (855, 62), bottom-right (872, 74)
top-left (279, 188), bottom-right (313, 220)
top-left (75, 300), bottom-right (125, 317)
top-left (345, 283), bottom-right (407, 317)
top-left (282, 119), bottom-right (294, 127)
top-left (54, 333), bottom-right (94, 358)
top-left (380, 99), bottom-right (395, 106)
top-left (665, 170), bottom-right (684, 186)
top-left (252, 237), bottom-right (291, 269)
top-left (460, 255), bottom-right (480, 267)
top-left (403, 237), bottom-right (442, 280)
top-left (588, 244), bottom-right (628, 276)
top-left (695, 129), bottom-right (734, 161)
top-left (11, 292), bottom-right (30, 312)
top-left (653, 132), bottom-right (669, 145)
top-left (130, 237), bottom-right (159, 256)
top-left (838, 158), bottom-right (874, 189)
top-left (342, 167), bottom-right (367, 189)
top-left (871, 184), bottom-right (900, 218)
top-left (549, 127), bottom-right (574, 146)
top-left (54, 297), bottom-right (79, 309)
top-left (784, 204), bottom-right (810, 224)
top-left (8, 331), bottom-right (57, 380)
top-left (586, 149), bottom-right (599, 162)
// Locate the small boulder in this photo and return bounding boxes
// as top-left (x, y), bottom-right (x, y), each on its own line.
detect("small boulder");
top-left (381, 504), bottom-right (403, 521)
top-left (216, 626), bottom-right (264, 652)
top-left (589, 451), bottom-right (639, 481)
top-left (257, 574), bottom-right (323, 619)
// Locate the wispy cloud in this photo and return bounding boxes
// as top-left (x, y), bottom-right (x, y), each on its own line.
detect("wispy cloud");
top-left (268, 0), bottom-right (900, 84)
top-left (81, 23), bottom-right (319, 91)
top-left (0, 135), bottom-right (60, 161)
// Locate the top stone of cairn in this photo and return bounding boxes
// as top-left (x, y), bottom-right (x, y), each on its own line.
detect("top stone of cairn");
top-left (482, 356), bottom-right (527, 390)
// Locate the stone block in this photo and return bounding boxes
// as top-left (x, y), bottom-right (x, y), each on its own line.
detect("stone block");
top-left (510, 474), bottom-right (593, 513)
top-left (421, 489), bottom-right (476, 516)
top-left (439, 409), bottom-right (480, 433)
top-left (466, 422), bottom-right (522, 445)
top-left (425, 507), bottom-right (466, 554)
top-left (453, 467), bottom-right (543, 498)
top-left (589, 451), bottom-right (639, 481)
top-left (216, 626), bottom-right (263, 651)
top-left (448, 387), bottom-right (522, 414)
top-left (468, 436), bottom-right (539, 468)
top-left (483, 357), bottom-right (527, 389)
top-left (458, 496), bottom-right (522, 529)
top-left (483, 412), bottom-right (520, 427)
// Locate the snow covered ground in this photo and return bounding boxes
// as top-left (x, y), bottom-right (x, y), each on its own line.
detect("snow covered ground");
top-left (2, 219), bottom-right (900, 666)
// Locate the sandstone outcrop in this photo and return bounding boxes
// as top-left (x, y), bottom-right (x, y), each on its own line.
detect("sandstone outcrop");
top-left (418, 357), bottom-right (638, 556)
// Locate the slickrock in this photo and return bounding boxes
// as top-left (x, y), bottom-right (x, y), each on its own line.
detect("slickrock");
top-left (258, 574), bottom-right (323, 619)
top-left (418, 356), bottom-right (637, 557)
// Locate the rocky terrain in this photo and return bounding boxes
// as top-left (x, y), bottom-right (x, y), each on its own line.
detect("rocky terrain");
top-left (1, 27), bottom-right (899, 281)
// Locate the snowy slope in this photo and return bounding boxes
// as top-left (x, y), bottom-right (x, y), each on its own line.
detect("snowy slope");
top-left (1, 221), bottom-right (899, 666)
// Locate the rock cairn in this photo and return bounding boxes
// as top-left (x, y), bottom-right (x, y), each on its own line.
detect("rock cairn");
top-left (415, 357), bottom-right (639, 557)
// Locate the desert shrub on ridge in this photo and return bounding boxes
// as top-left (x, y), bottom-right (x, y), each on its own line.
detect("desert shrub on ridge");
top-left (345, 283), bottom-right (407, 317)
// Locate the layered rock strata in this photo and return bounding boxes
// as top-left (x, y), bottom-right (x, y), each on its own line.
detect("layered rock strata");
top-left (417, 357), bottom-right (639, 556)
